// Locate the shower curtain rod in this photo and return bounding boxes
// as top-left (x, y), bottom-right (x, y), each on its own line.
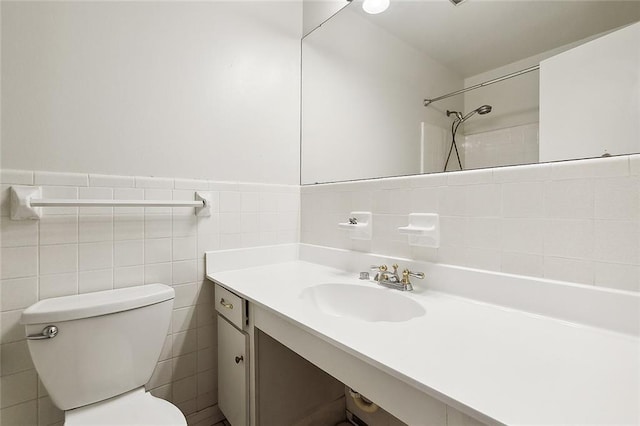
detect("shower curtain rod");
top-left (423, 64), bottom-right (540, 107)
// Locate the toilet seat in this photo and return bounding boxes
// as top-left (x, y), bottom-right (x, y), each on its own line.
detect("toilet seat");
top-left (64, 387), bottom-right (186, 426)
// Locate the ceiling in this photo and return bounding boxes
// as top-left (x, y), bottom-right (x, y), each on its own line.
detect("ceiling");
top-left (351, 0), bottom-right (640, 77)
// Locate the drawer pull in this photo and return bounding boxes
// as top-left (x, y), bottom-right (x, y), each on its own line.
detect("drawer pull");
top-left (219, 298), bottom-right (233, 309)
top-left (235, 355), bottom-right (244, 364)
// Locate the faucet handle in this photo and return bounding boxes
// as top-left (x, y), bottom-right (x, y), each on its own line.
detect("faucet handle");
top-left (370, 264), bottom-right (387, 272)
top-left (401, 269), bottom-right (425, 284)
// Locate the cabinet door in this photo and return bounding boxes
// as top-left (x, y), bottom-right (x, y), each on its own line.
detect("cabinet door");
top-left (218, 315), bottom-right (248, 426)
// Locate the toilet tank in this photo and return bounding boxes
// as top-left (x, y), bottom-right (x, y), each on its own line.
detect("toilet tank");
top-left (21, 284), bottom-right (174, 411)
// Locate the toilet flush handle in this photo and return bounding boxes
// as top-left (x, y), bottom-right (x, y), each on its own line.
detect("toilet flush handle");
top-left (27, 325), bottom-right (58, 340)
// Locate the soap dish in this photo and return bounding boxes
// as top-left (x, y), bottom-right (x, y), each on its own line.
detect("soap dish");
top-left (398, 213), bottom-right (439, 247)
top-left (338, 211), bottom-right (372, 240)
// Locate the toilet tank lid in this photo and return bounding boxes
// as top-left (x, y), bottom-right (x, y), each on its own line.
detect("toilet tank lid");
top-left (21, 284), bottom-right (175, 325)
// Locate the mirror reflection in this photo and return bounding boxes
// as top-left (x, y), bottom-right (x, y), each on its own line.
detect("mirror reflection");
top-left (301, 0), bottom-right (640, 184)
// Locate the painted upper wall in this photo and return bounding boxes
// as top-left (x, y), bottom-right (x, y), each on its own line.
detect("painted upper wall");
top-left (1, 1), bottom-right (301, 184)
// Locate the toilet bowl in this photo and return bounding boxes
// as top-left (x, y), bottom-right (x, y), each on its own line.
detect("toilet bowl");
top-left (21, 284), bottom-right (187, 426)
top-left (65, 388), bottom-right (185, 425)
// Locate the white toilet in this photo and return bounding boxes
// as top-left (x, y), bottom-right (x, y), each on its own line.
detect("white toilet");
top-left (21, 284), bottom-right (187, 425)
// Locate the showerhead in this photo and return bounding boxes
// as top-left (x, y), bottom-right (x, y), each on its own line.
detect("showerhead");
top-left (460, 104), bottom-right (493, 122)
top-left (443, 104), bottom-right (492, 172)
top-left (476, 105), bottom-right (492, 115)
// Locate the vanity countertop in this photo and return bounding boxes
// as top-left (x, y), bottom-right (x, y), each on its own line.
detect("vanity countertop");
top-left (207, 260), bottom-right (639, 425)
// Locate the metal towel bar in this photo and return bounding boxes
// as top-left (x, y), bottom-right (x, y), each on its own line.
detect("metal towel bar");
top-left (10, 185), bottom-right (212, 219)
top-left (29, 199), bottom-right (205, 208)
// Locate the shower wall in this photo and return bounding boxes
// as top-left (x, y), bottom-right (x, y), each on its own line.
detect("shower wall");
top-left (463, 123), bottom-right (538, 170)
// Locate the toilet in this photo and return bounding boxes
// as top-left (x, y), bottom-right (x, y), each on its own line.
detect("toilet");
top-left (20, 284), bottom-right (187, 425)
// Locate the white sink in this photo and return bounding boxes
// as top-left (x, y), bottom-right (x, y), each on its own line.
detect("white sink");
top-left (300, 283), bottom-right (425, 322)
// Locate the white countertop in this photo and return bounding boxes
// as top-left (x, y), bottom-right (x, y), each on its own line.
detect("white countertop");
top-left (208, 260), bottom-right (639, 425)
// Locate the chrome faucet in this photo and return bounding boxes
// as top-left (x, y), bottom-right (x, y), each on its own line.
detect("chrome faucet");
top-left (369, 264), bottom-right (424, 291)
top-left (372, 264), bottom-right (399, 283)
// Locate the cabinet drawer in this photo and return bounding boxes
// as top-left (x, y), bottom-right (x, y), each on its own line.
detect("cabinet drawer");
top-left (215, 283), bottom-right (246, 330)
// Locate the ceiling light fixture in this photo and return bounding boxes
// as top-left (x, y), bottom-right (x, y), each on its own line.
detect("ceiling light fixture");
top-left (362, 0), bottom-right (390, 14)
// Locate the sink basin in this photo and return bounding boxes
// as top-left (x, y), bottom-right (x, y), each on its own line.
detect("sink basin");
top-left (300, 283), bottom-right (425, 322)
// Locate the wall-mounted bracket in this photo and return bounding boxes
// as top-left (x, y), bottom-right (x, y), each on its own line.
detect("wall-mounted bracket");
top-left (10, 186), bottom-right (42, 220)
top-left (338, 211), bottom-right (372, 240)
top-left (398, 213), bottom-right (439, 247)
top-left (195, 192), bottom-right (212, 217)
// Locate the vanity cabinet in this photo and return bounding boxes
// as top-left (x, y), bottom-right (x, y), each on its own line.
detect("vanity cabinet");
top-left (215, 284), bottom-right (249, 426)
top-left (213, 281), bottom-right (349, 426)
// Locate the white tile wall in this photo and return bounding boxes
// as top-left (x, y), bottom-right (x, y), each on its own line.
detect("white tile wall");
top-left (0, 169), bottom-right (299, 425)
top-left (301, 155), bottom-right (640, 292)
top-left (464, 123), bottom-right (539, 170)
top-left (2, 157), bottom-right (637, 424)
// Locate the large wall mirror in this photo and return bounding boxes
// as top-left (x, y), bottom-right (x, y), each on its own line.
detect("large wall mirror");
top-left (301, 0), bottom-right (640, 184)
